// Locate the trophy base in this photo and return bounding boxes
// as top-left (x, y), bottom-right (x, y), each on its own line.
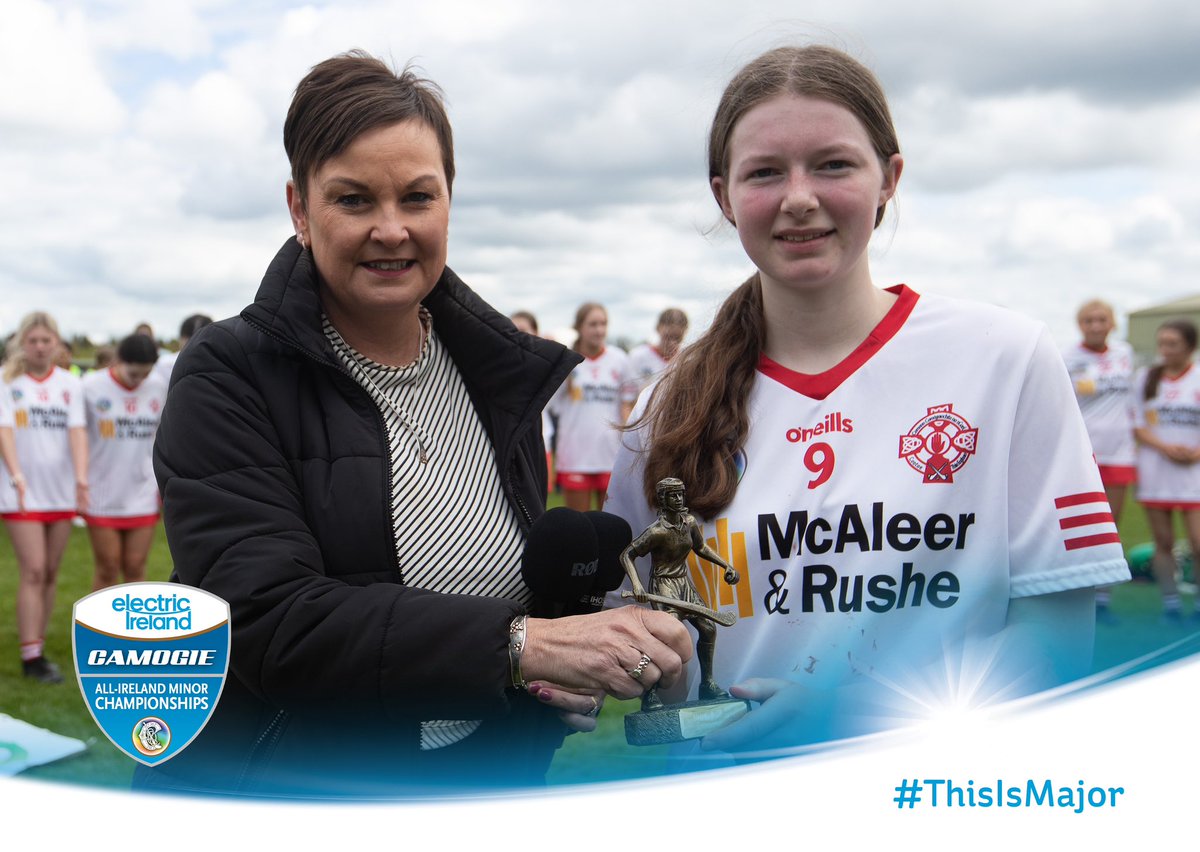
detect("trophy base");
top-left (624, 697), bottom-right (752, 746)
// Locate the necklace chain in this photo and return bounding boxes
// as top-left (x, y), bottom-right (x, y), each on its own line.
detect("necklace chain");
top-left (329, 306), bottom-right (433, 465)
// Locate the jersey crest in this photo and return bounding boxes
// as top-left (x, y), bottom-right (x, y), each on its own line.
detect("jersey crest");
top-left (898, 403), bottom-right (979, 484)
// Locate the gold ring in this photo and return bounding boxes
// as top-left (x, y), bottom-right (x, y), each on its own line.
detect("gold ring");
top-left (628, 652), bottom-right (653, 681)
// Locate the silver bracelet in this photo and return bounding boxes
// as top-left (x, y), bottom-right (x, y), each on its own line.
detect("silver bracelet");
top-left (508, 614), bottom-right (529, 691)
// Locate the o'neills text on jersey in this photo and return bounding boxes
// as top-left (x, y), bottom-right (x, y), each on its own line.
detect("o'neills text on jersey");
top-left (785, 411), bottom-right (853, 443)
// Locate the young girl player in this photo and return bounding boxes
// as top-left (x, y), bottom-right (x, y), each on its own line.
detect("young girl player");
top-left (1062, 299), bottom-right (1137, 621)
top-left (606, 45), bottom-right (1130, 755)
top-left (2, 312), bottom-right (87, 683)
top-left (1133, 319), bottom-right (1200, 622)
top-left (550, 303), bottom-right (637, 511)
top-left (83, 334), bottom-right (167, 589)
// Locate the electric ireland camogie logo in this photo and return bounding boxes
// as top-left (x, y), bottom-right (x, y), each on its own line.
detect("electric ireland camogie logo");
top-left (73, 582), bottom-right (229, 766)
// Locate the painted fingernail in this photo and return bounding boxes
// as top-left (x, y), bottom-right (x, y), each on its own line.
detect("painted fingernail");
top-left (537, 689), bottom-right (553, 702)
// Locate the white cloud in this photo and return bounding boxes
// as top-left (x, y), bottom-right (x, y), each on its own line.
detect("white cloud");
top-left (0, 0), bottom-right (126, 142)
top-left (0, 0), bottom-right (1197, 347)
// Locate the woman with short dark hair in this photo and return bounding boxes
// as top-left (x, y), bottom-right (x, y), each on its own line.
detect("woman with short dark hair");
top-left (141, 51), bottom-right (689, 796)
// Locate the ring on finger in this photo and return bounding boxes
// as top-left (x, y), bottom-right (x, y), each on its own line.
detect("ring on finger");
top-left (585, 695), bottom-right (601, 718)
top-left (628, 652), bottom-right (653, 681)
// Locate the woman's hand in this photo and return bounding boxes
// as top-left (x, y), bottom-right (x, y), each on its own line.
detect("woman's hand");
top-left (526, 681), bottom-right (605, 733)
top-left (523, 605), bottom-right (692, 701)
top-left (11, 472), bottom-right (26, 513)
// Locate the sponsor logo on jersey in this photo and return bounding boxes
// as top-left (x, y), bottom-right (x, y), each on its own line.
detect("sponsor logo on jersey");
top-left (687, 517), bottom-right (755, 618)
top-left (785, 411), bottom-right (853, 443)
top-left (73, 582), bottom-right (230, 767)
top-left (99, 419), bottom-right (116, 439)
top-left (14, 410), bottom-right (29, 429)
top-left (898, 404), bottom-right (978, 483)
top-left (97, 397), bottom-right (112, 413)
top-left (11, 389), bottom-right (22, 402)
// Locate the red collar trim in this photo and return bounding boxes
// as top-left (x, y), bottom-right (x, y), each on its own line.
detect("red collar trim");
top-left (1164, 363), bottom-right (1194, 382)
top-left (108, 366), bottom-right (138, 392)
top-left (757, 284), bottom-right (920, 400)
top-left (583, 346), bottom-right (607, 362)
top-left (1080, 343), bottom-right (1108, 354)
top-left (25, 367), bottom-right (58, 384)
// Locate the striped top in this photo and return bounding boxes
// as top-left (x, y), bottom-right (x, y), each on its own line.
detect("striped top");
top-left (324, 312), bottom-right (529, 750)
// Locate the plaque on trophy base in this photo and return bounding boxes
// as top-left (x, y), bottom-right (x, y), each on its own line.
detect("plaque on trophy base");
top-left (624, 696), bottom-right (752, 746)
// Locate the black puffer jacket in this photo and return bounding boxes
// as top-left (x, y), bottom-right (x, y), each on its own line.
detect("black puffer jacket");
top-left (135, 238), bottom-right (580, 796)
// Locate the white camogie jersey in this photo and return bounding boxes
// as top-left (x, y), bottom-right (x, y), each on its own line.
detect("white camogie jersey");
top-left (152, 351), bottom-right (178, 387)
top-left (83, 368), bottom-right (167, 517)
top-left (549, 347), bottom-right (637, 473)
top-left (0, 387), bottom-right (15, 513)
top-left (608, 286), bottom-right (1129, 707)
top-left (628, 343), bottom-right (670, 397)
top-left (1133, 364), bottom-right (1200, 505)
top-left (3, 368), bottom-right (85, 512)
top-left (1061, 340), bottom-right (1136, 467)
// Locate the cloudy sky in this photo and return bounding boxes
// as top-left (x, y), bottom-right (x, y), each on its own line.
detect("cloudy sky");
top-left (3, 0), bottom-right (1198, 351)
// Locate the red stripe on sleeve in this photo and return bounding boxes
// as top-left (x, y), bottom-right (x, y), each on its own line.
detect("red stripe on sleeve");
top-left (1054, 492), bottom-right (1109, 509)
top-left (1058, 512), bottom-right (1115, 530)
top-left (1064, 533), bottom-right (1122, 551)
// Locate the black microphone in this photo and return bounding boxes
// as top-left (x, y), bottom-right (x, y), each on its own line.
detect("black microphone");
top-left (566, 511), bottom-right (633, 615)
top-left (520, 507), bottom-right (598, 618)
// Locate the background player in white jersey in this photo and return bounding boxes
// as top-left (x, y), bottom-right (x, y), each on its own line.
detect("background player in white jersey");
top-left (606, 45), bottom-right (1128, 756)
top-left (510, 310), bottom-right (556, 495)
top-left (83, 334), bottom-right (167, 590)
top-left (628, 308), bottom-right (689, 397)
top-left (2, 312), bottom-right (88, 683)
top-left (1063, 298), bottom-right (1137, 622)
top-left (153, 313), bottom-right (212, 387)
top-left (549, 302), bottom-right (637, 511)
top-left (0, 381), bottom-right (26, 513)
top-left (1133, 319), bottom-right (1200, 622)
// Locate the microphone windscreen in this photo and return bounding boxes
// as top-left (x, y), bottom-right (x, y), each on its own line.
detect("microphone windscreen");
top-left (521, 507), bottom-right (599, 606)
top-left (584, 511), bottom-right (633, 594)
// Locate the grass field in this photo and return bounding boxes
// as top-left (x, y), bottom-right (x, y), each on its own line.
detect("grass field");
top-left (1, 498), bottom-right (1196, 790)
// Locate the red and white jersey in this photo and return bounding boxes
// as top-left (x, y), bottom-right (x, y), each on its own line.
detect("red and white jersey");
top-left (628, 343), bottom-right (670, 397)
top-left (3, 368), bottom-right (85, 512)
top-left (1061, 340), bottom-right (1136, 467)
top-left (549, 347), bottom-right (637, 473)
top-left (608, 286), bottom-right (1129, 698)
top-left (83, 368), bottom-right (167, 517)
top-left (0, 386), bottom-right (15, 513)
top-left (1133, 364), bottom-right (1200, 504)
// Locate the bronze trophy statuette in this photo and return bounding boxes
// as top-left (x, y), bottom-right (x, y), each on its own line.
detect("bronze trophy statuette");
top-left (620, 477), bottom-right (751, 746)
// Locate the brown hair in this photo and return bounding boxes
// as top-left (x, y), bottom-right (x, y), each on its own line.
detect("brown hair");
top-left (656, 308), bottom-right (688, 330)
top-left (3, 312), bottom-right (61, 382)
top-left (1145, 318), bottom-right (1198, 401)
top-left (284, 50), bottom-right (455, 205)
top-left (510, 311), bottom-right (539, 334)
top-left (572, 302), bottom-right (606, 354)
top-left (635, 45), bottom-right (899, 518)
